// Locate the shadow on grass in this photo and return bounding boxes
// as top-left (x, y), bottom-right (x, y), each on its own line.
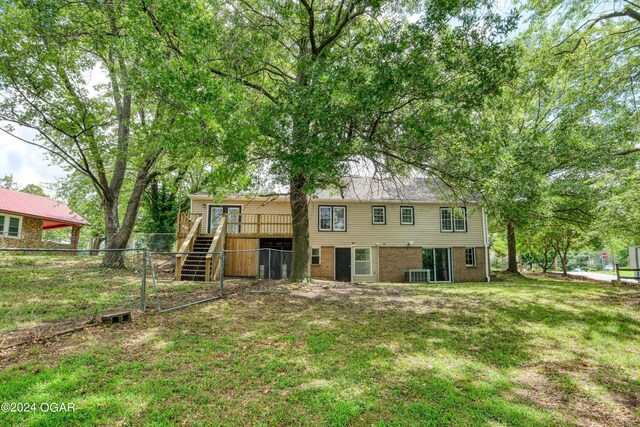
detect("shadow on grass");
top-left (0, 279), bottom-right (638, 426)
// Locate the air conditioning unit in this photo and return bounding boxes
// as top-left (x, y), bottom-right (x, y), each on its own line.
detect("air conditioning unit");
top-left (405, 269), bottom-right (432, 283)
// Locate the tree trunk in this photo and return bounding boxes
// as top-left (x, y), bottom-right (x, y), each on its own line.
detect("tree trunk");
top-left (506, 220), bottom-right (519, 273)
top-left (102, 195), bottom-right (125, 268)
top-left (289, 175), bottom-right (311, 283)
top-left (99, 160), bottom-right (155, 268)
top-left (561, 256), bottom-right (568, 276)
top-left (90, 236), bottom-right (105, 255)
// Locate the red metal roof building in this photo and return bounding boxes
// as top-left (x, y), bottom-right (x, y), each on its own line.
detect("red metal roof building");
top-left (0, 188), bottom-right (90, 249)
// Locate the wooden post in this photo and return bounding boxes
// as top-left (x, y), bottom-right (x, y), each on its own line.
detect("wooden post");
top-left (205, 258), bottom-right (211, 283)
top-left (257, 214), bottom-right (261, 236)
top-left (616, 264), bottom-right (620, 282)
top-left (71, 226), bottom-right (81, 255)
top-left (176, 257), bottom-right (183, 281)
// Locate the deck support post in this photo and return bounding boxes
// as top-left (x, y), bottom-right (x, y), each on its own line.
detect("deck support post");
top-left (219, 250), bottom-right (225, 296)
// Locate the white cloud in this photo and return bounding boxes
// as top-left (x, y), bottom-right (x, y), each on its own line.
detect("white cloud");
top-left (0, 65), bottom-right (107, 194)
top-left (0, 126), bottom-right (66, 191)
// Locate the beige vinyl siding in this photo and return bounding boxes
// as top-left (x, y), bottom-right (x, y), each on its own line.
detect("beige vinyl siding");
top-left (308, 201), bottom-right (484, 247)
top-left (189, 196), bottom-right (484, 283)
top-left (190, 198), bottom-right (291, 234)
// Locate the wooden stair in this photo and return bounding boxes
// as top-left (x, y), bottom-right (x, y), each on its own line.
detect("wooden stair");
top-left (180, 236), bottom-right (214, 281)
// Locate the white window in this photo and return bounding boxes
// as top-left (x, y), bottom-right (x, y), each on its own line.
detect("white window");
top-left (465, 247), bottom-right (476, 267)
top-left (440, 208), bottom-right (453, 231)
top-left (454, 209), bottom-right (467, 231)
top-left (311, 247), bottom-right (321, 265)
top-left (372, 206), bottom-right (386, 225)
top-left (333, 206), bottom-right (346, 231)
top-left (318, 206), bottom-right (347, 232)
top-left (354, 248), bottom-right (372, 276)
top-left (440, 207), bottom-right (467, 232)
top-left (319, 206), bottom-right (332, 231)
top-left (0, 214), bottom-right (21, 238)
top-left (400, 206), bottom-right (414, 225)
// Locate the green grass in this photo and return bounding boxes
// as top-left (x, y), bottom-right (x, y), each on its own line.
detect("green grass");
top-left (0, 254), bottom-right (142, 332)
top-left (0, 274), bottom-right (639, 426)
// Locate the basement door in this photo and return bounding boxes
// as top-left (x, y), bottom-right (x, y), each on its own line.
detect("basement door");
top-left (422, 248), bottom-right (452, 282)
top-left (335, 247), bottom-right (352, 282)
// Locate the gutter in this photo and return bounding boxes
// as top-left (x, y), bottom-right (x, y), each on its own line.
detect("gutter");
top-left (482, 207), bottom-right (490, 282)
top-left (188, 193), bottom-right (482, 206)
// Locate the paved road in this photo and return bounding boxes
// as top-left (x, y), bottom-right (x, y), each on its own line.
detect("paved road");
top-left (567, 271), bottom-right (639, 284)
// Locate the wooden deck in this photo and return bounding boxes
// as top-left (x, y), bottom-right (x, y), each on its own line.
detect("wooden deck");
top-left (222, 213), bottom-right (292, 239)
top-left (175, 212), bottom-right (292, 280)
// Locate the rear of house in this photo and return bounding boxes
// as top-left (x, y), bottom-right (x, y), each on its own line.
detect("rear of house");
top-left (186, 177), bottom-right (489, 283)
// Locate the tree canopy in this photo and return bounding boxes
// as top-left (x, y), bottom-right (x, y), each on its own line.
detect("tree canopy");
top-left (137, 0), bottom-right (519, 279)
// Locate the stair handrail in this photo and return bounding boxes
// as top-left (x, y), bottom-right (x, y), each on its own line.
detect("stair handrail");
top-left (176, 216), bottom-right (202, 280)
top-left (206, 216), bottom-right (227, 282)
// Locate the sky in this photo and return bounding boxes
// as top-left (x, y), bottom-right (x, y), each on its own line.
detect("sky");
top-left (0, 127), bottom-right (65, 191)
top-left (0, 64), bottom-right (107, 195)
top-left (1, 0), bottom-right (520, 196)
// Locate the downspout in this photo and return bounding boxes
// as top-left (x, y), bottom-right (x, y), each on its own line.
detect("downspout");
top-left (482, 207), bottom-right (490, 282)
top-left (376, 244), bottom-right (380, 282)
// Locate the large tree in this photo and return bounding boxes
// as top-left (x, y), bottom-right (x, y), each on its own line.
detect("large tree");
top-left (139, 0), bottom-right (518, 281)
top-left (0, 0), bottom-right (209, 266)
top-left (426, 23), bottom-right (627, 273)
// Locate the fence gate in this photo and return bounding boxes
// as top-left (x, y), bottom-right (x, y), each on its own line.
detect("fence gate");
top-left (257, 248), bottom-right (293, 280)
top-left (148, 248), bottom-right (294, 313)
top-left (148, 250), bottom-right (224, 313)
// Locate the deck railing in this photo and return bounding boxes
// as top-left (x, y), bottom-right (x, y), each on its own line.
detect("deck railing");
top-left (223, 213), bottom-right (292, 237)
top-left (206, 217), bottom-right (227, 282)
top-left (176, 212), bottom-right (202, 249)
top-left (175, 216), bottom-right (202, 280)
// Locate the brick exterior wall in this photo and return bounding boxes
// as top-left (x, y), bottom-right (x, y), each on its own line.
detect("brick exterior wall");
top-left (376, 246), bottom-right (487, 283)
top-left (452, 246), bottom-right (487, 282)
top-left (0, 214), bottom-right (81, 250)
top-left (0, 215), bottom-right (43, 248)
top-left (311, 246), bottom-right (334, 280)
top-left (378, 246), bottom-right (423, 283)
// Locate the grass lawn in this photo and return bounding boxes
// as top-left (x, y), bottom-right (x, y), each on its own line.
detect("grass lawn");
top-left (0, 275), bottom-right (639, 426)
top-left (0, 254), bottom-right (142, 333)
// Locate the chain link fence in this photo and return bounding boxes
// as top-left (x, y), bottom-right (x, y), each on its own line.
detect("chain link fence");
top-left (148, 250), bottom-right (224, 313)
top-left (147, 248), bottom-right (293, 312)
top-left (254, 248), bottom-right (293, 280)
top-left (0, 248), bottom-right (146, 347)
top-left (0, 239), bottom-right (296, 344)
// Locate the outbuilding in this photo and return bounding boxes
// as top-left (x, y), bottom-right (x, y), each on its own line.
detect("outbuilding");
top-left (0, 188), bottom-right (90, 249)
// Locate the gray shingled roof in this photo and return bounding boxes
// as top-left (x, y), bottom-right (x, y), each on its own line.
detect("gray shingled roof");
top-left (313, 177), bottom-right (456, 202)
top-left (190, 176), bottom-right (476, 203)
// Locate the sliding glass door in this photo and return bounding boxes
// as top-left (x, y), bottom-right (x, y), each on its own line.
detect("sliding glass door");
top-left (208, 205), bottom-right (242, 234)
top-left (422, 248), bottom-right (452, 282)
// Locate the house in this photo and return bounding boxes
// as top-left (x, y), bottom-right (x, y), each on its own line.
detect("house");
top-left (180, 177), bottom-right (489, 283)
top-left (0, 188), bottom-right (90, 249)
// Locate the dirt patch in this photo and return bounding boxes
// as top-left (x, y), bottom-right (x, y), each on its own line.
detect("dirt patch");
top-left (0, 318), bottom-right (97, 349)
top-left (511, 361), bottom-right (640, 427)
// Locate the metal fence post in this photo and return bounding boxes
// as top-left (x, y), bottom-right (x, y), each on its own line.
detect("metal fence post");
top-left (141, 250), bottom-right (147, 311)
top-left (219, 250), bottom-right (225, 296)
top-left (268, 249), bottom-right (271, 280)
